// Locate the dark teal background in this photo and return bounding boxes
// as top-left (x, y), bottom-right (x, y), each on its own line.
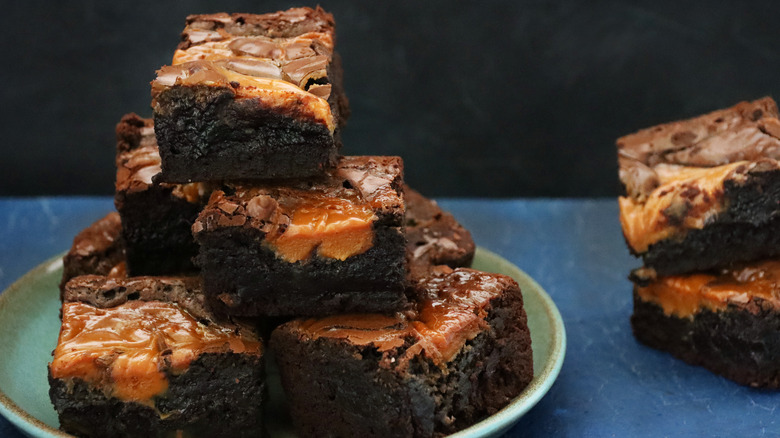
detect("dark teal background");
top-left (1, 1), bottom-right (778, 197)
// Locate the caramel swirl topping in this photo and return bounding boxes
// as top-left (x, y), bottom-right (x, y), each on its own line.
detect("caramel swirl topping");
top-left (153, 61), bottom-right (334, 132)
top-left (215, 187), bottom-right (377, 263)
top-left (618, 161), bottom-right (751, 253)
top-left (636, 260), bottom-right (780, 318)
top-left (153, 8), bottom-right (336, 132)
top-left (268, 190), bottom-right (376, 262)
top-left (298, 268), bottom-right (510, 365)
top-left (617, 98), bottom-right (780, 253)
top-left (50, 301), bottom-right (260, 402)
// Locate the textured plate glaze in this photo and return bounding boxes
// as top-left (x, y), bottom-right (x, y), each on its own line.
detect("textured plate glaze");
top-left (0, 248), bottom-right (565, 438)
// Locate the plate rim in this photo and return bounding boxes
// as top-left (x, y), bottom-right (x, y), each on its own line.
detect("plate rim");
top-left (0, 248), bottom-right (566, 438)
top-left (449, 247), bottom-right (567, 437)
top-left (0, 254), bottom-right (71, 438)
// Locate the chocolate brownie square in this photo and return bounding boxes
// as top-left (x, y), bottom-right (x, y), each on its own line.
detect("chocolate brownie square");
top-left (151, 7), bottom-right (349, 182)
top-left (193, 156), bottom-right (407, 316)
top-left (61, 212), bottom-right (126, 291)
top-left (114, 114), bottom-right (210, 276)
top-left (631, 260), bottom-right (780, 388)
top-left (271, 267), bottom-right (533, 437)
top-left (404, 185), bottom-right (475, 280)
top-left (49, 275), bottom-right (264, 437)
top-left (618, 97), bottom-right (780, 276)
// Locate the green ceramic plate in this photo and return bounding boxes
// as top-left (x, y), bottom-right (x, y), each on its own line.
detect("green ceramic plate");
top-left (0, 248), bottom-right (565, 437)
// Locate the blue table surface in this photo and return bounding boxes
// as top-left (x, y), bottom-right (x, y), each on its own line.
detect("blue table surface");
top-left (1, 197), bottom-right (778, 437)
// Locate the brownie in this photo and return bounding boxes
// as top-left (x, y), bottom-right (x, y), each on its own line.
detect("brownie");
top-left (631, 260), bottom-right (780, 388)
top-left (271, 267), bottom-right (533, 437)
top-left (49, 275), bottom-right (264, 437)
top-left (61, 212), bottom-right (126, 291)
top-left (114, 113), bottom-right (210, 276)
top-left (192, 155), bottom-right (407, 317)
top-left (405, 185), bottom-right (475, 280)
top-left (617, 97), bottom-right (780, 276)
top-left (151, 7), bottom-right (349, 182)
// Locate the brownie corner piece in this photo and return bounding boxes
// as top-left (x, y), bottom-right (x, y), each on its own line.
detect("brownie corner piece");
top-left (630, 260), bottom-right (780, 388)
top-left (114, 114), bottom-right (210, 276)
top-left (50, 275), bottom-right (265, 437)
top-left (617, 97), bottom-right (780, 275)
top-left (61, 212), bottom-right (125, 292)
top-left (193, 156), bottom-right (408, 317)
top-left (404, 185), bottom-right (475, 279)
top-left (151, 6), bottom-right (348, 182)
top-left (270, 267), bottom-right (533, 437)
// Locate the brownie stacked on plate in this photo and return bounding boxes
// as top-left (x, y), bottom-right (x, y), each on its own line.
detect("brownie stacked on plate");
top-left (617, 97), bottom-right (780, 388)
top-left (49, 6), bottom-right (533, 437)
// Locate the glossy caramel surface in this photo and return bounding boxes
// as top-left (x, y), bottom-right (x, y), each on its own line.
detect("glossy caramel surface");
top-left (298, 268), bottom-right (509, 364)
top-left (50, 301), bottom-right (260, 402)
top-left (636, 260), bottom-right (780, 317)
top-left (268, 189), bottom-right (376, 262)
top-left (618, 161), bottom-right (745, 253)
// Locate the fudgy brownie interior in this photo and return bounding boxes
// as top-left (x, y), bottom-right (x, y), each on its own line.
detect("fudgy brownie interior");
top-left (271, 267), bottom-right (533, 437)
top-left (50, 275), bottom-right (265, 438)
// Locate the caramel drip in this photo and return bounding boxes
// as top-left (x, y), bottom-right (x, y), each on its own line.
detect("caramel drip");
top-left (50, 301), bottom-right (260, 402)
top-left (636, 260), bottom-right (780, 318)
top-left (299, 269), bottom-right (502, 364)
top-left (618, 161), bottom-right (747, 253)
top-left (267, 190), bottom-right (376, 262)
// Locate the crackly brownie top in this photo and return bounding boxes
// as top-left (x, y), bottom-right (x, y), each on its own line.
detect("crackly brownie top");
top-left (405, 186), bottom-right (475, 278)
top-left (616, 98), bottom-right (780, 253)
top-left (63, 275), bottom-right (207, 318)
top-left (193, 156), bottom-right (404, 263)
top-left (66, 212), bottom-right (122, 259)
top-left (290, 267), bottom-right (517, 366)
top-left (53, 275), bottom-right (261, 402)
top-left (61, 213), bottom-right (127, 293)
top-left (152, 7), bottom-right (337, 131)
top-left (114, 114), bottom-right (208, 202)
top-left (634, 259), bottom-right (780, 318)
top-left (180, 7), bottom-right (334, 47)
top-left (618, 97), bottom-right (780, 200)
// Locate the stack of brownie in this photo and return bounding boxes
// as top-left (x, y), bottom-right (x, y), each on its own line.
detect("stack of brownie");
top-left (49, 7), bottom-right (534, 437)
top-left (617, 97), bottom-right (780, 388)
